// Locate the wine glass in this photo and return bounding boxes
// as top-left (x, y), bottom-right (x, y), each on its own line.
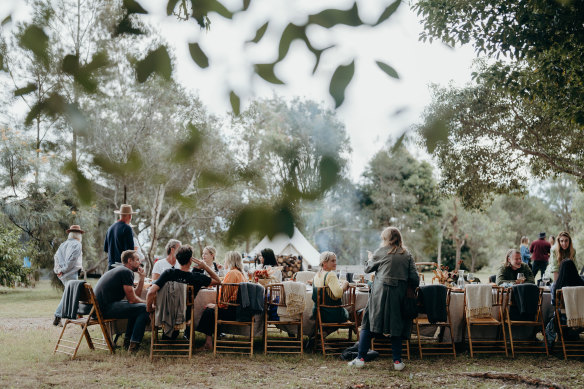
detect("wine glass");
top-left (542, 274), bottom-right (550, 286)
top-left (517, 273), bottom-right (525, 283)
top-left (338, 269), bottom-right (346, 282)
top-left (468, 272), bottom-right (475, 283)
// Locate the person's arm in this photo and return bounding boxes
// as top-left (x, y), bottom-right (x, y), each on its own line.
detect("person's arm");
top-left (124, 225), bottom-right (134, 251)
top-left (495, 266), bottom-right (512, 286)
top-left (134, 266), bottom-right (146, 299)
top-left (146, 284), bottom-right (160, 312)
top-left (407, 255), bottom-right (420, 287)
top-left (193, 258), bottom-right (221, 286)
top-left (123, 284), bottom-right (145, 304)
top-left (326, 272), bottom-right (346, 298)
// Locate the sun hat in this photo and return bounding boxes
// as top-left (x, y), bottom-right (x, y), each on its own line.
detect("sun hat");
top-left (114, 204), bottom-right (138, 215)
top-left (66, 225), bottom-right (85, 234)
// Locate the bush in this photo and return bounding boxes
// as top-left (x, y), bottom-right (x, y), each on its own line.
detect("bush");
top-left (0, 223), bottom-right (33, 287)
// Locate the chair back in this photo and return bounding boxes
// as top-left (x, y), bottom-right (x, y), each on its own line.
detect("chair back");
top-left (316, 285), bottom-right (356, 310)
top-left (294, 271), bottom-right (315, 284)
top-left (417, 284), bottom-right (449, 323)
top-left (265, 283), bottom-right (285, 308)
top-left (506, 284), bottom-right (542, 321)
top-left (216, 283), bottom-right (241, 308)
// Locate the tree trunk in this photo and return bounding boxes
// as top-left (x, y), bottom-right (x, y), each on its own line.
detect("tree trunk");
top-left (451, 198), bottom-right (465, 272)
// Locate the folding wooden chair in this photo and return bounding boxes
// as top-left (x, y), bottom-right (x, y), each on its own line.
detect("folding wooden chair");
top-left (150, 284), bottom-right (195, 360)
top-left (213, 283), bottom-right (255, 356)
top-left (464, 285), bottom-right (508, 357)
top-left (54, 282), bottom-right (115, 360)
top-left (314, 285), bottom-right (359, 356)
top-left (555, 288), bottom-right (584, 359)
top-left (263, 283), bottom-right (303, 354)
top-left (414, 285), bottom-right (456, 359)
top-left (504, 285), bottom-right (548, 357)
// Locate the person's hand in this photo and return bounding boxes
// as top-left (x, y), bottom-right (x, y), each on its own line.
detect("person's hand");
top-left (57, 272), bottom-right (63, 278)
top-left (147, 304), bottom-right (155, 313)
top-left (367, 250), bottom-right (373, 260)
top-left (206, 303), bottom-right (216, 309)
top-left (342, 280), bottom-right (350, 290)
top-left (136, 266), bottom-right (145, 279)
top-left (192, 258), bottom-right (206, 269)
top-left (516, 278), bottom-right (525, 285)
top-left (306, 280), bottom-right (313, 286)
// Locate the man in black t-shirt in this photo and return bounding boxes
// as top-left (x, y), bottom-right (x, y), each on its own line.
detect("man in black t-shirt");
top-left (94, 249), bottom-right (147, 352)
top-left (146, 245), bottom-right (221, 313)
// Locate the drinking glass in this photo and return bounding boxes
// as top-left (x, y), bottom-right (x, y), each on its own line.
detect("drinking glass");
top-left (467, 273), bottom-right (475, 283)
top-left (338, 269), bottom-right (346, 281)
top-left (542, 274), bottom-right (550, 286)
top-left (517, 273), bottom-right (525, 282)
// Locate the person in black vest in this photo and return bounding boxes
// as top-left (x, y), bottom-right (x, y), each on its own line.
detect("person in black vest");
top-left (94, 249), bottom-right (147, 352)
top-left (104, 204), bottom-right (137, 270)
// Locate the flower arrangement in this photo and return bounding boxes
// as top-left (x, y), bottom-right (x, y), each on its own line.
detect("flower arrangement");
top-left (432, 265), bottom-right (459, 285)
top-left (253, 269), bottom-right (271, 282)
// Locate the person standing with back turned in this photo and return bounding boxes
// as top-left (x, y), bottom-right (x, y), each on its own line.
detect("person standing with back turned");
top-left (530, 232), bottom-right (551, 281)
top-left (104, 204), bottom-right (138, 270)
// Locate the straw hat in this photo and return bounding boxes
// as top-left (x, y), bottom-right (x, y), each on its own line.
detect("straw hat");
top-left (114, 204), bottom-right (138, 215)
top-left (66, 225), bottom-right (85, 234)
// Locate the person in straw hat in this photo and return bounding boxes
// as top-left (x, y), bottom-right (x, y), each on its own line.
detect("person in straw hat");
top-left (104, 204), bottom-right (138, 270)
top-left (52, 224), bottom-right (85, 326)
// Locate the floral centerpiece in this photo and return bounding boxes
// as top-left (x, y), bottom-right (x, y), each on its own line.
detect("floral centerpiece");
top-left (253, 269), bottom-right (276, 286)
top-left (432, 265), bottom-right (459, 285)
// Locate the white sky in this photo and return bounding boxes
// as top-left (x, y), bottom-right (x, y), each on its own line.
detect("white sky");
top-left (1, 0), bottom-right (478, 181)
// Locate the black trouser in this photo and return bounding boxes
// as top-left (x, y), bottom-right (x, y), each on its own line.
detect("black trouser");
top-left (532, 260), bottom-right (548, 280)
top-left (196, 307), bottom-right (237, 336)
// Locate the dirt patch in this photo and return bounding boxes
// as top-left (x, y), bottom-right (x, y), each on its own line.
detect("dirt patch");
top-left (0, 317), bottom-right (53, 331)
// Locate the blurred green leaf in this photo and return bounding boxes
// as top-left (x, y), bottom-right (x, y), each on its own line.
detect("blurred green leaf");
top-left (173, 123), bottom-right (202, 162)
top-left (62, 54), bottom-right (79, 74)
top-left (197, 170), bottom-right (231, 188)
top-left (230, 91), bottom-right (240, 115)
top-left (329, 60), bottom-right (355, 108)
top-left (19, 25), bottom-right (49, 65)
top-left (0, 53), bottom-right (4, 70)
top-left (308, 3), bottom-right (362, 28)
top-left (319, 155), bottom-right (340, 191)
top-left (63, 53), bottom-right (108, 93)
top-left (277, 23), bottom-right (306, 62)
top-left (188, 43), bottom-right (209, 68)
top-left (63, 162), bottom-right (94, 205)
top-left (169, 189), bottom-right (198, 208)
top-left (84, 51), bottom-right (109, 72)
top-left (93, 150), bottom-right (143, 176)
top-left (227, 204), bottom-right (295, 241)
top-left (243, 0), bottom-right (251, 11)
top-left (2, 15), bottom-right (12, 26)
top-left (166, 0), bottom-right (180, 15)
top-left (374, 0), bottom-right (401, 26)
top-left (116, 15), bottom-right (143, 35)
top-left (247, 21), bottom-right (268, 44)
top-left (24, 93), bottom-right (66, 125)
top-left (376, 60), bottom-right (399, 79)
top-left (136, 46), bottom-right (172, 83)
top-left (192, 0), bottom-right (232, 27)
top-left (254, 63), bottom-right (284, 84)
top-left (390, 132), bottom-right (406, 153)
top-left (309, 44), bottom-right (334, 74)
top-left (14, 83), bottom-right (37, 97)
top-left (123, 0), bottom-right (148, 14)
top-left (421, 116), bottom-right (450, 154)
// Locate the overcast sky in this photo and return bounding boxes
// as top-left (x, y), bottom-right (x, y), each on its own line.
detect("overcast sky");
top-left (1, 0), bottom-right (478, 180)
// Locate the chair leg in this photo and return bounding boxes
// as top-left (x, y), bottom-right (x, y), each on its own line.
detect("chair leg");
top-left (54, 320), bottom-right (69, 354)
top-left (507, 320), bottom-right (515, 358)
top-left (541, 319), bottom-right (549, 356)
top-left (557, 313), bottom-right (568, 360)
top-left (264, 316), bottom-right (268, 355)
top-left (467, 321), bottom-right (474, 358)
top-left (250, 317), bottom-right (254, 357)
top-left (98, 321), bottom-right (114, 354)
top-left (501, 322), bottom-right (508, 357)
top-left (319, 323), bottom-right (326, 356)
top-left (448, 324), bottom-right (456, 358)
top-left (415, 321), bottom-right (423, 359)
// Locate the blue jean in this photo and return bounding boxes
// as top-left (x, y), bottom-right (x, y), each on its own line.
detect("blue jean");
top-left (357, 328), bottom-right (402, 363)
top-left (102, 301), bottom-right (148, 343)
top-left (54, 273), bottom-right (79, 318)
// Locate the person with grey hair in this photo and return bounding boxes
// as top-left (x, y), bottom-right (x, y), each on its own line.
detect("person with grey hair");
top-left (52, 225), bottom-right (85, 326)
top-left (152, 239), bottom-right (182, 281)
top-left (496, 249), bottom-right (535, 286)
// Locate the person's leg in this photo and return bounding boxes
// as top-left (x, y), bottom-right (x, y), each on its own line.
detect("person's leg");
top-left (54, 273), bottom-right (78, 319)
top-left (391, 336), bottom-right (402, 363)
top-left (196, 307), bottom-right (215, 349)
top-left (357, 327), bottom-right (371, 360)
top-left (102, 301), bottom-right (147, 344)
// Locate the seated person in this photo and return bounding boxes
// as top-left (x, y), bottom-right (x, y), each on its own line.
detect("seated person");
top-left (196, 251), bottom-right (246, 350)
top-left (152, 239), bottom-right (181, 281)
top-left (496, 249), bottom-right (535, 286)
top-left (192, 245), bottom-right (222, 276)
top-left (312, 251), bottom-right (350, 323)
top-left (94, 249), bottom-right (148, 352)
top-left (259, 247), bottom-right (282, 281)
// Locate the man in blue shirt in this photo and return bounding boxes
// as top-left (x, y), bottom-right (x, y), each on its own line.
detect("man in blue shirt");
top-left (104, 204), bottom-right (137, 270)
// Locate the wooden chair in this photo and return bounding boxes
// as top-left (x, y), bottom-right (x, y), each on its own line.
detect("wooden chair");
top-left (464, 285), bottom-right (508, 357)
top-left (263, 283), bottom-right (303, 354)
top-left (54, 282), bottom-right (115, 360)
top-left (213, 283), bottom-right (255, 356)
top-left (555, 288), bottom-right (584, 359)
top-left (294, 271), bottom-right (315, 284)
top-left (314, 285), bottom-right (359, 356)
top-left (504, 285), bottom-right (548, 357)
top-left (150, 283), bottom-right (195, 360)
top-left (414, 285), bottom-right (456, 359)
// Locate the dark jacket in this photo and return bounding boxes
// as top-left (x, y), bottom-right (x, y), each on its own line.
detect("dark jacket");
top-left (530, 238), bottom-right (551, 262)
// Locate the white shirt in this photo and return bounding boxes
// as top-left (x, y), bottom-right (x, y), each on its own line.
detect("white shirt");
top-left (152, 257), bottom-right (177, 276)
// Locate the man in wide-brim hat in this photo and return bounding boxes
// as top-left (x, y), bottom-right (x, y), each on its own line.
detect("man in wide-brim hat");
top-left (53, 224), bottom-right (85, 326)
top-left (104, 204), bottom-right (138, 270)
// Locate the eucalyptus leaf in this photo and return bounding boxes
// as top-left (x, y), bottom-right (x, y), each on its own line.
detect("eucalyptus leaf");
top-left (254, 63), bottom-right (284, 84)
top-left (166, 0), bottom-right (180, 15)
top-left (243, 0), bottom-right (251, 11)
top-left (188, 43), bottom-right (209, 68)
top-left (230, 91), bottom-right (240, 115)
top-left (136, 46), bottom-right (172, 83)
top-left (64, 162), bottom-right (94, 205)
top-left (116, 15), bottom-right (143, 35)
top-left (123, 0), bottom-right (148, 14)
top-left (319, 155), bottom-right (340, 191)
top-left (329, 60), bottom-right (355, 108)
top-left (173, 123), bottom-right (202, 162)
top-left (19, 25), bottom-right (49, 65)
top-left (14, 83), bottom-right (37, 97)
top-left (308, 3), bottom-right (362, 28)
top-left (247, 22), bottom-right (268, 44)
top-left (277, 23), bottom-right (306, 63)
top-left (374, 0), bottom-right (401, 26)
top-left (376, 60), bottom-right (399, 79)
top-left (390, 132), bottom-right (406, 153)
top-left (2, 15), bottom-right (12, 26)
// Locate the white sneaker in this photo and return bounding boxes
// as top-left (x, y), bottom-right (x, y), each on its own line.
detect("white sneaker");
top-left (393, 361), bottom-right (405, 371)
top-left (347, 357), bottom-right (365, 368)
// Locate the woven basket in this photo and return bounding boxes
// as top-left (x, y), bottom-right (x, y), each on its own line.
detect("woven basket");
top-left (257, 278), bottom-right (274, 287)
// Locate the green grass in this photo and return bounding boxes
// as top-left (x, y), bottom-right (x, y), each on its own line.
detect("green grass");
top-left (0, 280), bottom-right (582, 388)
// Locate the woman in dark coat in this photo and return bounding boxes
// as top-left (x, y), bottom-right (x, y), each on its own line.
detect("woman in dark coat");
top-left (348, 227), bottom-right (419, 371)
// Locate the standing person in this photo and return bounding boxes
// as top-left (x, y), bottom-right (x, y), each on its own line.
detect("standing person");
top-left (52, 225), bottom-right (85, 326)
top-left (348, 227), bottom-right (419, 371)
top-left (530, 232), bottom-right (551, 281)
top-left (104, 204), bottom-right (138, 270)
top-left (152, 239), bottom-right (182, 281)
top-left (547, 231), bottom-right (578, 282)
top-left (94, 250), bottom-right (148, 352)
top-left (549, 235), bottom-right (556, 251)
top-left (520, 236), bottom-right (531, 269)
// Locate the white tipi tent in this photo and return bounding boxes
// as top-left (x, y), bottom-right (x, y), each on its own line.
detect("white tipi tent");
top-left (250, 227), bottom-right (320, 269)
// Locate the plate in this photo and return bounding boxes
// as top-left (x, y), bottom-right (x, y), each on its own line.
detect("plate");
top-left (357, 287), bottom-right (369, 293)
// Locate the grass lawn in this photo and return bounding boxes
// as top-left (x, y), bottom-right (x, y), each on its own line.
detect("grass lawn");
top-left (0, 281), bottom-right (581, 388)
